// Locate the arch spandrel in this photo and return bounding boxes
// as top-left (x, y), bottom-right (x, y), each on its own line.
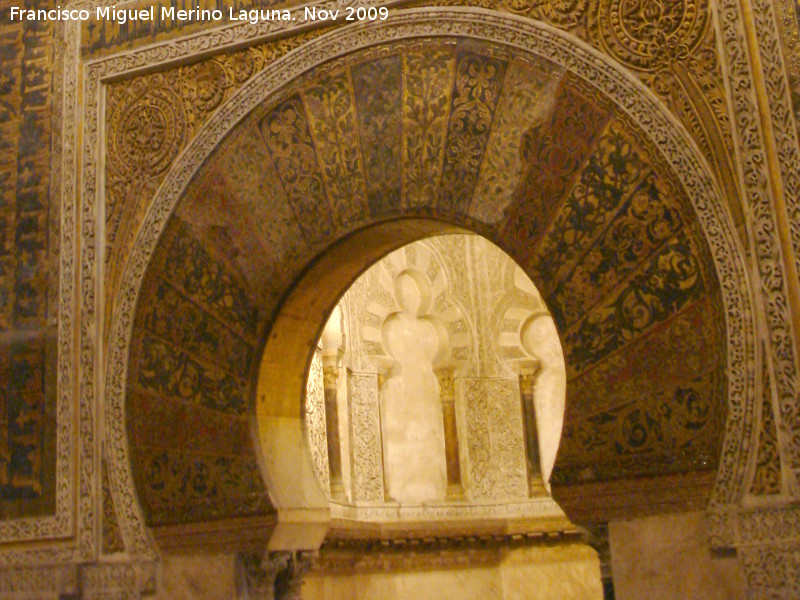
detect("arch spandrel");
top-left (106, 14), bottom-right (754, 554)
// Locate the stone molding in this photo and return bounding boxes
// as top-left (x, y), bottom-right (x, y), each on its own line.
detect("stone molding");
top-left (712, 0), bottom-right (800, 527)
top-left (745, 0), bottom-right (800, 495)
top-left (329, 496), bottom-right (565, 522)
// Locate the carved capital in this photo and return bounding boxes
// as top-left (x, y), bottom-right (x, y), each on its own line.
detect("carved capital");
top-left (274, 552), bottom-right (315, 600)
top-left (322, 363), bottom-right (339, 391)
top-left (237, 552), bottom-right (291, 600)
top-left (435, 366), bottom-right (456, 404)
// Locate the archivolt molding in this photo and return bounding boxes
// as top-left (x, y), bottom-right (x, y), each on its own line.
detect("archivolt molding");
top-left (714, 0), bottom-right (800, 509)
top-left (747, 0), bottom-right (800, 493)
top-left (0, 19), bottom-right (78, 565)
top-left (81, 0), bottom-right (408, 74)
top-left (82, 60), bottom-right (159, 564)
top-left (96, 9), bottom-right (756, 561)
top-left (751, 0), bottom-right (800, 267)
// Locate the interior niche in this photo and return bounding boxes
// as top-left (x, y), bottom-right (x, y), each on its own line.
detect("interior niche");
top-left (303, 233), bottom-right (568, 522)
top-left (380, 269), bottom-right (448, 503)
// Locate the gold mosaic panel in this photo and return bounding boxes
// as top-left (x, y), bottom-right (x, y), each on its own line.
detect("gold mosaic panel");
top-left (0, 3), bottom-right (58, 520)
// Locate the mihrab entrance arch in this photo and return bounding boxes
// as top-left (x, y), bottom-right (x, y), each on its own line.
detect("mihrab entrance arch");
top-left (104, 10), bottom-right (755, 561)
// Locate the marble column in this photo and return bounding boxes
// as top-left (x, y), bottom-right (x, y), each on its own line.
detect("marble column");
top-left (322, 349), bottom-right (344, 501)
top-left (436, 366), bottom-right (464, 499)
top-left (516, 359), bottom-right (546, 496)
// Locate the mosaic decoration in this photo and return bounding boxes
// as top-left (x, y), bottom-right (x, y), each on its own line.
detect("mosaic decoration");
top-left (426, 0), bottom-right (745, 239)
top-left (123, 37), bottom-right (729, 527)
top-left (93, 0), bottom-right (743, 246)
top-left (766, 0), bottom-right (800, 491)
top-left (127, 217), bottom-right (271, 526)
top-left (0, 7), bottom-right (58, 521)
top-left (0, 0), bottom-right (797, 594)
top-left (521, 121), bottom-right (725, 484)
top-left (352, 55), bottom-right (404, 215)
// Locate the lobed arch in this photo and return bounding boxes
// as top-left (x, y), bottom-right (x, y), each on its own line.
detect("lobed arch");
top-left (104, 9), bottom-right (756, 557)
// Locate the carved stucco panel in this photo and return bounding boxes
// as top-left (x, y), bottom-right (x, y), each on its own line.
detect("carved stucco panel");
top-left (740, 543), bottom-right (800, 599)
top-left (459, 377), bottom-right (527, 500)
top-left (305, 350), bottom-right (330, 497)
top-left (347, 372), bottom-right (384, 503)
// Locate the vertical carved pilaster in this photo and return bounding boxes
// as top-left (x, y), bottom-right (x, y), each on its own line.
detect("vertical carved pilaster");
top-left (237, 552), bottom-right (283, 600)
top-left (322, 351), bottom-right (345, 501)
top-left (436, 367), bottom-right (464, 499)
top-left (516, 360), bottom-right (546, 496)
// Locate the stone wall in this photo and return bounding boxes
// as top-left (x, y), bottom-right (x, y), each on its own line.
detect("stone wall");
top-left (303, 543), bottom-right (602, 600)
top-left (609, 512), bottom-right (746, 600)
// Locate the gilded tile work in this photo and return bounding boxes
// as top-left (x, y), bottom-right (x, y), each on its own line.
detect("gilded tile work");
top-left (124, 37), bottom-right (728, 526)
top-left (0, 3), bottom-right (58, 520)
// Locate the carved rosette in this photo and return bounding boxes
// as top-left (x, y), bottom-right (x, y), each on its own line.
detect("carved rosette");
top-left (595, 0), bottom-right (708, 71)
